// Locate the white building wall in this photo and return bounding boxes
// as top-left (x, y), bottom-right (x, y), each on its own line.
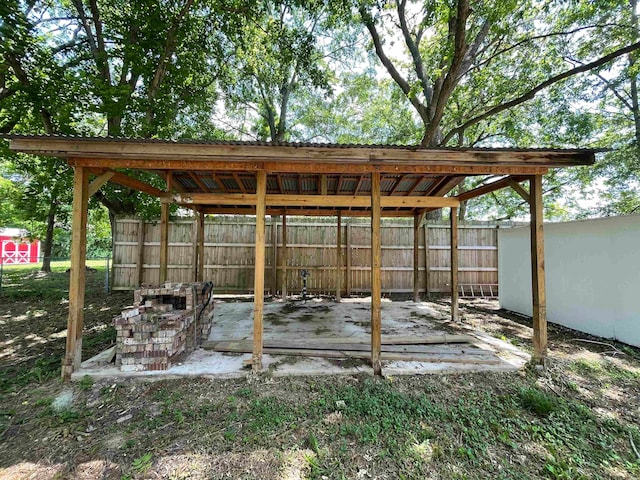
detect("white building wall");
top-left (498, 215), bottom-right (640, 347)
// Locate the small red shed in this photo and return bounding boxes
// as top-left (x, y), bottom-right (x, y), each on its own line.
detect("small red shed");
top-left (0, 228), bottom-right (40, 264)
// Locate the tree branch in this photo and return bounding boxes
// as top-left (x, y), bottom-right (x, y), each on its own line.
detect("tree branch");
top-left (442, 40), bottom-right (640, 145)
top-left (360, 6), bottom-right (430, 125)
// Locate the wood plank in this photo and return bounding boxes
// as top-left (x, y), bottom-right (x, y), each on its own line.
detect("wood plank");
top-left (451, 207), bottom-right (459, 322)
top-left (159, 205), bottom-right (169, 283)
top-left (197, 212), bottom-right (205, 282)
top-left (530, 175), bottom-right (547, 364)
top-left (253, 170), bottom-right (267, 371)
top-left (346, 223), bottom-right (352, 296)
top-left (413, 213), bottom-right (420, 302)
top-left (424, 223), bottom-right (430, 296)
top-left (371, 172), bottom-right (382, 374)
top-left (137, 219), bottom-right (145, 286)
top-left (62, 166), bottom-right (89, 381)
top-left (88, 171), bottom-right (114, 196)
top-left (455, 175), bottom-right (528, 202)
top-left (281, 214), bottom-right (287, 299)
top-left (87, 168), bottom-right (166, 198)
top-left (207, 334), bottom-right (473, 346)
top-left (72, 157), bottom-right (553, 176)
top-left (336, 212), bottom-right (342, 302)
top-left (271, 216), bottom-right (278, 295)
top-left (170, 193), bottom-right (459, 208)
top-left (206, 340), bottom-right (488, 356)
top-left (206, 344), bottom-right (500, 364)
top-left (192, 216), bottom-right (198, 281)
top-left (199, 207), bottom-right (421, 217)
top-left (508, 179), bottom-right (531, 203)
top-left (14, 137), bottom-right (594, 167)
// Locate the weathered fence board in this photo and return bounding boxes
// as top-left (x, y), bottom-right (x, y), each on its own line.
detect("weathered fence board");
top-left (112, 216), bottom-right (509, 295)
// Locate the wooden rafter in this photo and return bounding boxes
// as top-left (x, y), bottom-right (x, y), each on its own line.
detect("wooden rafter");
top-left (211, 172), bottom-right (227, 192)
top-left (354, 175), bottom-right (365, 195)
top-left (188, 172), bottom-right (208, 193)
top-left (232, 173), bottom-right (247, 194)
top-left (390, 174), bottom-right (408, 195)
top-left (407, 176), bottom-right (426, 196)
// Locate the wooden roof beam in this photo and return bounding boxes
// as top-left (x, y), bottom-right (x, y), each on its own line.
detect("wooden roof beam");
top-left (10, 136), bottom-right (595, 167)
top-left (70, 157), bottom-right (552, 175)
top-left (455, 175), bottom-right (529, 202)
top-left (86, 168), bottom-right (166, 197)
top-left (198, 207), bottom-right (420, 218)
top-left (188, 172), bottom-right (209, 193)
top-left (232, 173), bottom-right (247, 193)
top-left (166, 193), bottom-right (459, 209)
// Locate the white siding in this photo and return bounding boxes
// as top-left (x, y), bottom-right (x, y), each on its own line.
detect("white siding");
top-left (498, 215), bottom-right (640, 347)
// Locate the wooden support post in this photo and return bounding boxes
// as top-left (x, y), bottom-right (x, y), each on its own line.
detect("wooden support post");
top-left (413, 213), bottom-right (420, 302)
top-left (530, 175), bottom-right (547, 364)
top-left (192, 215), bottom-right (199, 282)
top-left (271, 216), bottom-right (278, 295)
top-left (62, 166), bottom-right (89, 381)
top-left (346, 223), bottom-right (352, 296)
top-left (336, 212), bottom-right (342, 302)
top-left (159, 203), bottom-right (169, 284)
top-left (253, 170), bottom-right (267, 371)
top-left (281, 214), bottom-right (287, 299)
top-left (197, 212), bottom-right (205, 282)
top-left (137, 219), bottom-right (145, 285)
top-left (371, 172), bottom-right (382, 375)
top-left (424, 223), bottom-right (430, 296)
top-left (159, 174), bottom-right (171, 284)
top-left (450, 208), bottom-right (459, 322)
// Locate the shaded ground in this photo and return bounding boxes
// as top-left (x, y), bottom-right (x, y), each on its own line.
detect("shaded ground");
top-left (0, 270), bottom-right (639, 479)
top-left (0, 261), bottom-right (130, 392)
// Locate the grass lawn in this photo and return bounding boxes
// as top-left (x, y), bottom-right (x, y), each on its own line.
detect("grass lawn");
top-left (0, 267), bottom-right (639, 479)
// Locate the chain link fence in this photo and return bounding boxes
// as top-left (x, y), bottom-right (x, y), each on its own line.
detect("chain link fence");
top-left (0, 256), bottom-right (112, 294)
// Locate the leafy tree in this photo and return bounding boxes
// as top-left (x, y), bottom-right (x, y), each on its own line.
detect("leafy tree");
top-left (219, 0), bottom-right (354, 141)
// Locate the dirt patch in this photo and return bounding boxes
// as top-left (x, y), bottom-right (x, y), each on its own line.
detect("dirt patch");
top-left (0, 267), bottom-right (130, 393)
top-left (314, 326), bottom-right (330, 335)
top-left (281, 303), bottom-right (304, 315)
top-left (265, 312), bottom-right (287, 326)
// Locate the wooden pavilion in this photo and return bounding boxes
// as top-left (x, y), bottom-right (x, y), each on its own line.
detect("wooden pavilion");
top-left (4, 135), bottom-right (596, 380)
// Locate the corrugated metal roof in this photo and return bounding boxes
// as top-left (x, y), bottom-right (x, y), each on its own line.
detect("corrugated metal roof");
top-left (1, 133), bottom-right (605, 153)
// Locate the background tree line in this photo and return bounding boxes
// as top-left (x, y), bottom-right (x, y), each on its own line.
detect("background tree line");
top-left (1, 0), bottom-right (638, 270)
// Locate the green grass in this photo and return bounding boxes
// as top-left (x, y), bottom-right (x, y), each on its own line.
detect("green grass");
top-left (0, 259), bottom-right (108, 301)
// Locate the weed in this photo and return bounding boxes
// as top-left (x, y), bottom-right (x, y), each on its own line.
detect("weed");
top-left (78, 375), bottom-right (94, 391)
top-left (131, 452), bottom-right (153, 474)
top-left (518, 386), bottom-right (557, 416)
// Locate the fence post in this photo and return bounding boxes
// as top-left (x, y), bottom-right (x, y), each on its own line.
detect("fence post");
top-left (105, 256), bottom-right (110, 294)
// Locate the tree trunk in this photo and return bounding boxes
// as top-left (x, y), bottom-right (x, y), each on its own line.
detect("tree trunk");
top-left (41, 201), bottom-right (56, 272)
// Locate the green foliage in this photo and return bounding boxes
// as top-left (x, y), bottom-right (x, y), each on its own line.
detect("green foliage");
top-left (518, 386), bottom-right (557, 416)
top-left (131, 453), bottom-right (153, 474)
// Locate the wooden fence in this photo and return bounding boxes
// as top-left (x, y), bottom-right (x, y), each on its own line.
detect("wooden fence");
top-left (112, 216), bottom-right (508, 295)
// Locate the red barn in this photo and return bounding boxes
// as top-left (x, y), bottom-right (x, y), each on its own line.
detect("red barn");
top-left (0, 228), bottom-right (40, 264)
